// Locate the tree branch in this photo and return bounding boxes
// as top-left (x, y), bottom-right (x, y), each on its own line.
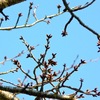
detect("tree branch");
top-left (62, 0), bottom-right (100, 39)
top-left (0, 85), bottom-right (77, 100)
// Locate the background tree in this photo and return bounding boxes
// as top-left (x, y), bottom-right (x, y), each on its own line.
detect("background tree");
top-left (0, 0), bottom-right (100, 100)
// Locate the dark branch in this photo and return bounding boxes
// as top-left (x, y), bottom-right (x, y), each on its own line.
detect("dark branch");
top-left (62, 0), bottom-right (100, 39)
top-left (0, 85), bottom-right (76, 100)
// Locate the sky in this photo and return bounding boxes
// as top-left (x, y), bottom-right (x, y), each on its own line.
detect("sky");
top-left (0, 0), bottom-right (100, 100)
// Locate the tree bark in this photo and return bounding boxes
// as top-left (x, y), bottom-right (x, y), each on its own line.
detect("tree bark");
top-left (0, 90), bottom-right (19, 100)
top-left (0, 0), bottom-right (26, 9)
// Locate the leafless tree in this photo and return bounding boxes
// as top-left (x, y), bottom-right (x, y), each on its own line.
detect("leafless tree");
top-left (0, 0), bottom-right (100, 100)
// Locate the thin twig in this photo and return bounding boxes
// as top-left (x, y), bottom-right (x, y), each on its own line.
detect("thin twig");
top-left (25, 2), bottom-right (33, 26)
top-left (64, 16), bottom-right (73, 32)
top-left (0, 68), bottom-right (17, 75)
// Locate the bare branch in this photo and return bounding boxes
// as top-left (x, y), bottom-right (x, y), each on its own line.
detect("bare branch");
top-left (0, 85), bottom-right (77, 100)
top-left (62, 0), bottom-right (100, 39)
